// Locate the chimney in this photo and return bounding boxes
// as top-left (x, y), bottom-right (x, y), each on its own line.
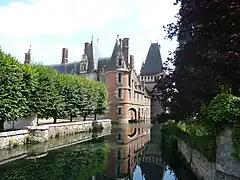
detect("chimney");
top-left (130, 55), bottom-right (134, 69)
top-left (122, 38), bottom-right (129, 64)
top-left (61, 48), bottom-right (68, 64)
top-left (24, 45), bottom-right (31, 64)
top-left (84, 42), bottom-right (90, 55)
top-left (24, 53), bottom-right (31, 64)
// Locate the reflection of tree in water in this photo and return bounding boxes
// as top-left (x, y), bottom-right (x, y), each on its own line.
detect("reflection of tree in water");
top-left (139, 163), bottom-right (164, 180)
top-left (0, 144), bottom-right (108, 180)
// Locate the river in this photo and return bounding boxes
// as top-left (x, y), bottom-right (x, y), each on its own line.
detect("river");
top-left (0, 123), bottom-right (198, 180)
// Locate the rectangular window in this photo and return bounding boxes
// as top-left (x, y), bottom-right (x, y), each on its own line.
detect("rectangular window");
top-left (118, 88), bottom-right (122, 98)
top-left (117, 73), bottom-right (122, 84)
top-left (118, 106), bottom-right (122, 116)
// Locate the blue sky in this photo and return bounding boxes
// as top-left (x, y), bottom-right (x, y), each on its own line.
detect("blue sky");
top-left (0, 0), bottom-right (179, 73)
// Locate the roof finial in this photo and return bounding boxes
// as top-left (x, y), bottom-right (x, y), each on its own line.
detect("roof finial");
top-left (97, 38), bottom-right (99, 43)
top-left (91, 35), bottom-right (93, 43)
top-left (157, 37), bottom-right (158, 43)
top-left (28, 45), bottom-right (31, 54)
top-left (117, 34), bottom-right (119, 40)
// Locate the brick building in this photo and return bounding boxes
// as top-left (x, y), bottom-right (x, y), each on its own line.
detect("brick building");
top-left (24, 36), bottom-right (165, 123)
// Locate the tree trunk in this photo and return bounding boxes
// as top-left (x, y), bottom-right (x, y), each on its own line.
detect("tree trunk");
top-left (94, 113), bottom-right (97, 121)
top-left (70, 115), bottom-right (73, 122)
top-left (53, 117), bottom-right (57, 123)
top-left (83, 116), bottom-right (86, 121)
top-left (0, 121), bottom-right (4, 132)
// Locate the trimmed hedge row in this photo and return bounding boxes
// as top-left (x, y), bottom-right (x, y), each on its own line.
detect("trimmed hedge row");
top-left (0, 49), bottom-right (108, 131)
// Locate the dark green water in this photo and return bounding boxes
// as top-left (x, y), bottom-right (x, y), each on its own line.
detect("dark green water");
top-left (0, 123), bottom-right (198, 180)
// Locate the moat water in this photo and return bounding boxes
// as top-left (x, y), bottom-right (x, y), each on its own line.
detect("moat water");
top-left (0, 123), bottom-right (198, 180)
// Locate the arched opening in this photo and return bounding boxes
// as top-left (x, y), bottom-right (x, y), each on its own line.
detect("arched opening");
top-left (128, 128), bottom-right (137, 138)
top-left (128, 107), bottom-right (137, 123)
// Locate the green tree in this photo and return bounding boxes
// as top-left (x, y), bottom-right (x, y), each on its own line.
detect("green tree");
top-left (0, 49), bottom-right (29, 131)
top-left (27, 65), bottom-right (64, 123)
top-left (159, 0), bottom-right (240, 119)
top-left (60, 74), bottom-right (79, 122)
top-left (93, 82), bottom-right (108, 120)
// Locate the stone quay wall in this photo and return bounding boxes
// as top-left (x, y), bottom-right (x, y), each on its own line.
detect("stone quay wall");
top-left (216, 127), bottom-right (240, 180)
top-left (0, 128), bottom-right (111, 165)
top-left (177, 126), bottom-right (240, 180)
top-left (0, 130), bottom-right (29, 149)
top-left (177, 139), bottom-right (216, 180)
top-left (0, 119), bottom-right (111, 150)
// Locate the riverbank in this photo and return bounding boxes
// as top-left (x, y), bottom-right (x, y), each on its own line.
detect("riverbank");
top-left (0, 119), bottom-right (111, 150)
top-left (161, 121), bottom-right (240, 180)
top-left (0, 127), bottom-right (110, 165)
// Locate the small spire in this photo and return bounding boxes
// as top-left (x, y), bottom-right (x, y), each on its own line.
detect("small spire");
top-left (117, 34), bottom-right (119, 40)
top-left (28, 45), bottom-right (31, 54)
top-left (97, 38), bottom-right (99, 43)
top-left (91, 35), bottom-right (93, 42)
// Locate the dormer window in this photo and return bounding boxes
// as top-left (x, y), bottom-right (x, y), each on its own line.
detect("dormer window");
top-left (118, 58), bottom-right (122, 66)
top-left (80, 64), bottom-right (87, 71)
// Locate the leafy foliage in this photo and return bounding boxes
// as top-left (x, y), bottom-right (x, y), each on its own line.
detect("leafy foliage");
top-left (201, 93), bottom-right (240, 159)
top-left (156, 0), bottom-right (240, 120)
top-left (203, 93), bottom-right (240, 124)
top-left (0, 49), bottom-right (29, 131)
top-left (0, 48), bottom-right (108, 130)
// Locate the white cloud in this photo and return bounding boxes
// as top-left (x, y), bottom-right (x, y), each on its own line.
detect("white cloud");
top-left (0, 0), bottom-right (179, 72)
top-left (0, 0), bottom-right (127, 37)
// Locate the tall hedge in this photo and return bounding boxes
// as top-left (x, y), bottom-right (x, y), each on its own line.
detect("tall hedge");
top-left (0, 49), bottom-right (108, 131)
top-left (0, 49), bottom-right (29, 131)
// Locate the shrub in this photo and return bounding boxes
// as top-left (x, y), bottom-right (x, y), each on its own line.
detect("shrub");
top-left (202, 93), bottom-right (240, 160)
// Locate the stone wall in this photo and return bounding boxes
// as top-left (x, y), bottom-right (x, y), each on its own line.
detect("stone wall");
top-left (216, 127), bottom-right (240, 180)
top-left (0, 128), bottom-right (111, 165)
top-left (0, 130), bottom-right (29, 149)
top-left (0, 119), bottom-right (111, 150)
top-left (177, 126), bottom-right (240, 180)
top-left (177, 139), bottom-right (216, 180)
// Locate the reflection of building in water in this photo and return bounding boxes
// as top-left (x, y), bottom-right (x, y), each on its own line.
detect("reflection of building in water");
top-left (88, 124), bottom-right (167, 180)
top-left (104, 126), bottom-right (151, 179)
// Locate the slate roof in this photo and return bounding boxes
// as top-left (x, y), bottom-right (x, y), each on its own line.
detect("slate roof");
top-left (97, 57), bottom-right (111, 71)
top-left (140, 43), bottom-right (164, 76)
top-left (97, 39), bottom-right (122, 72)
top-left (48, 62), bottom-right (81, 74)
